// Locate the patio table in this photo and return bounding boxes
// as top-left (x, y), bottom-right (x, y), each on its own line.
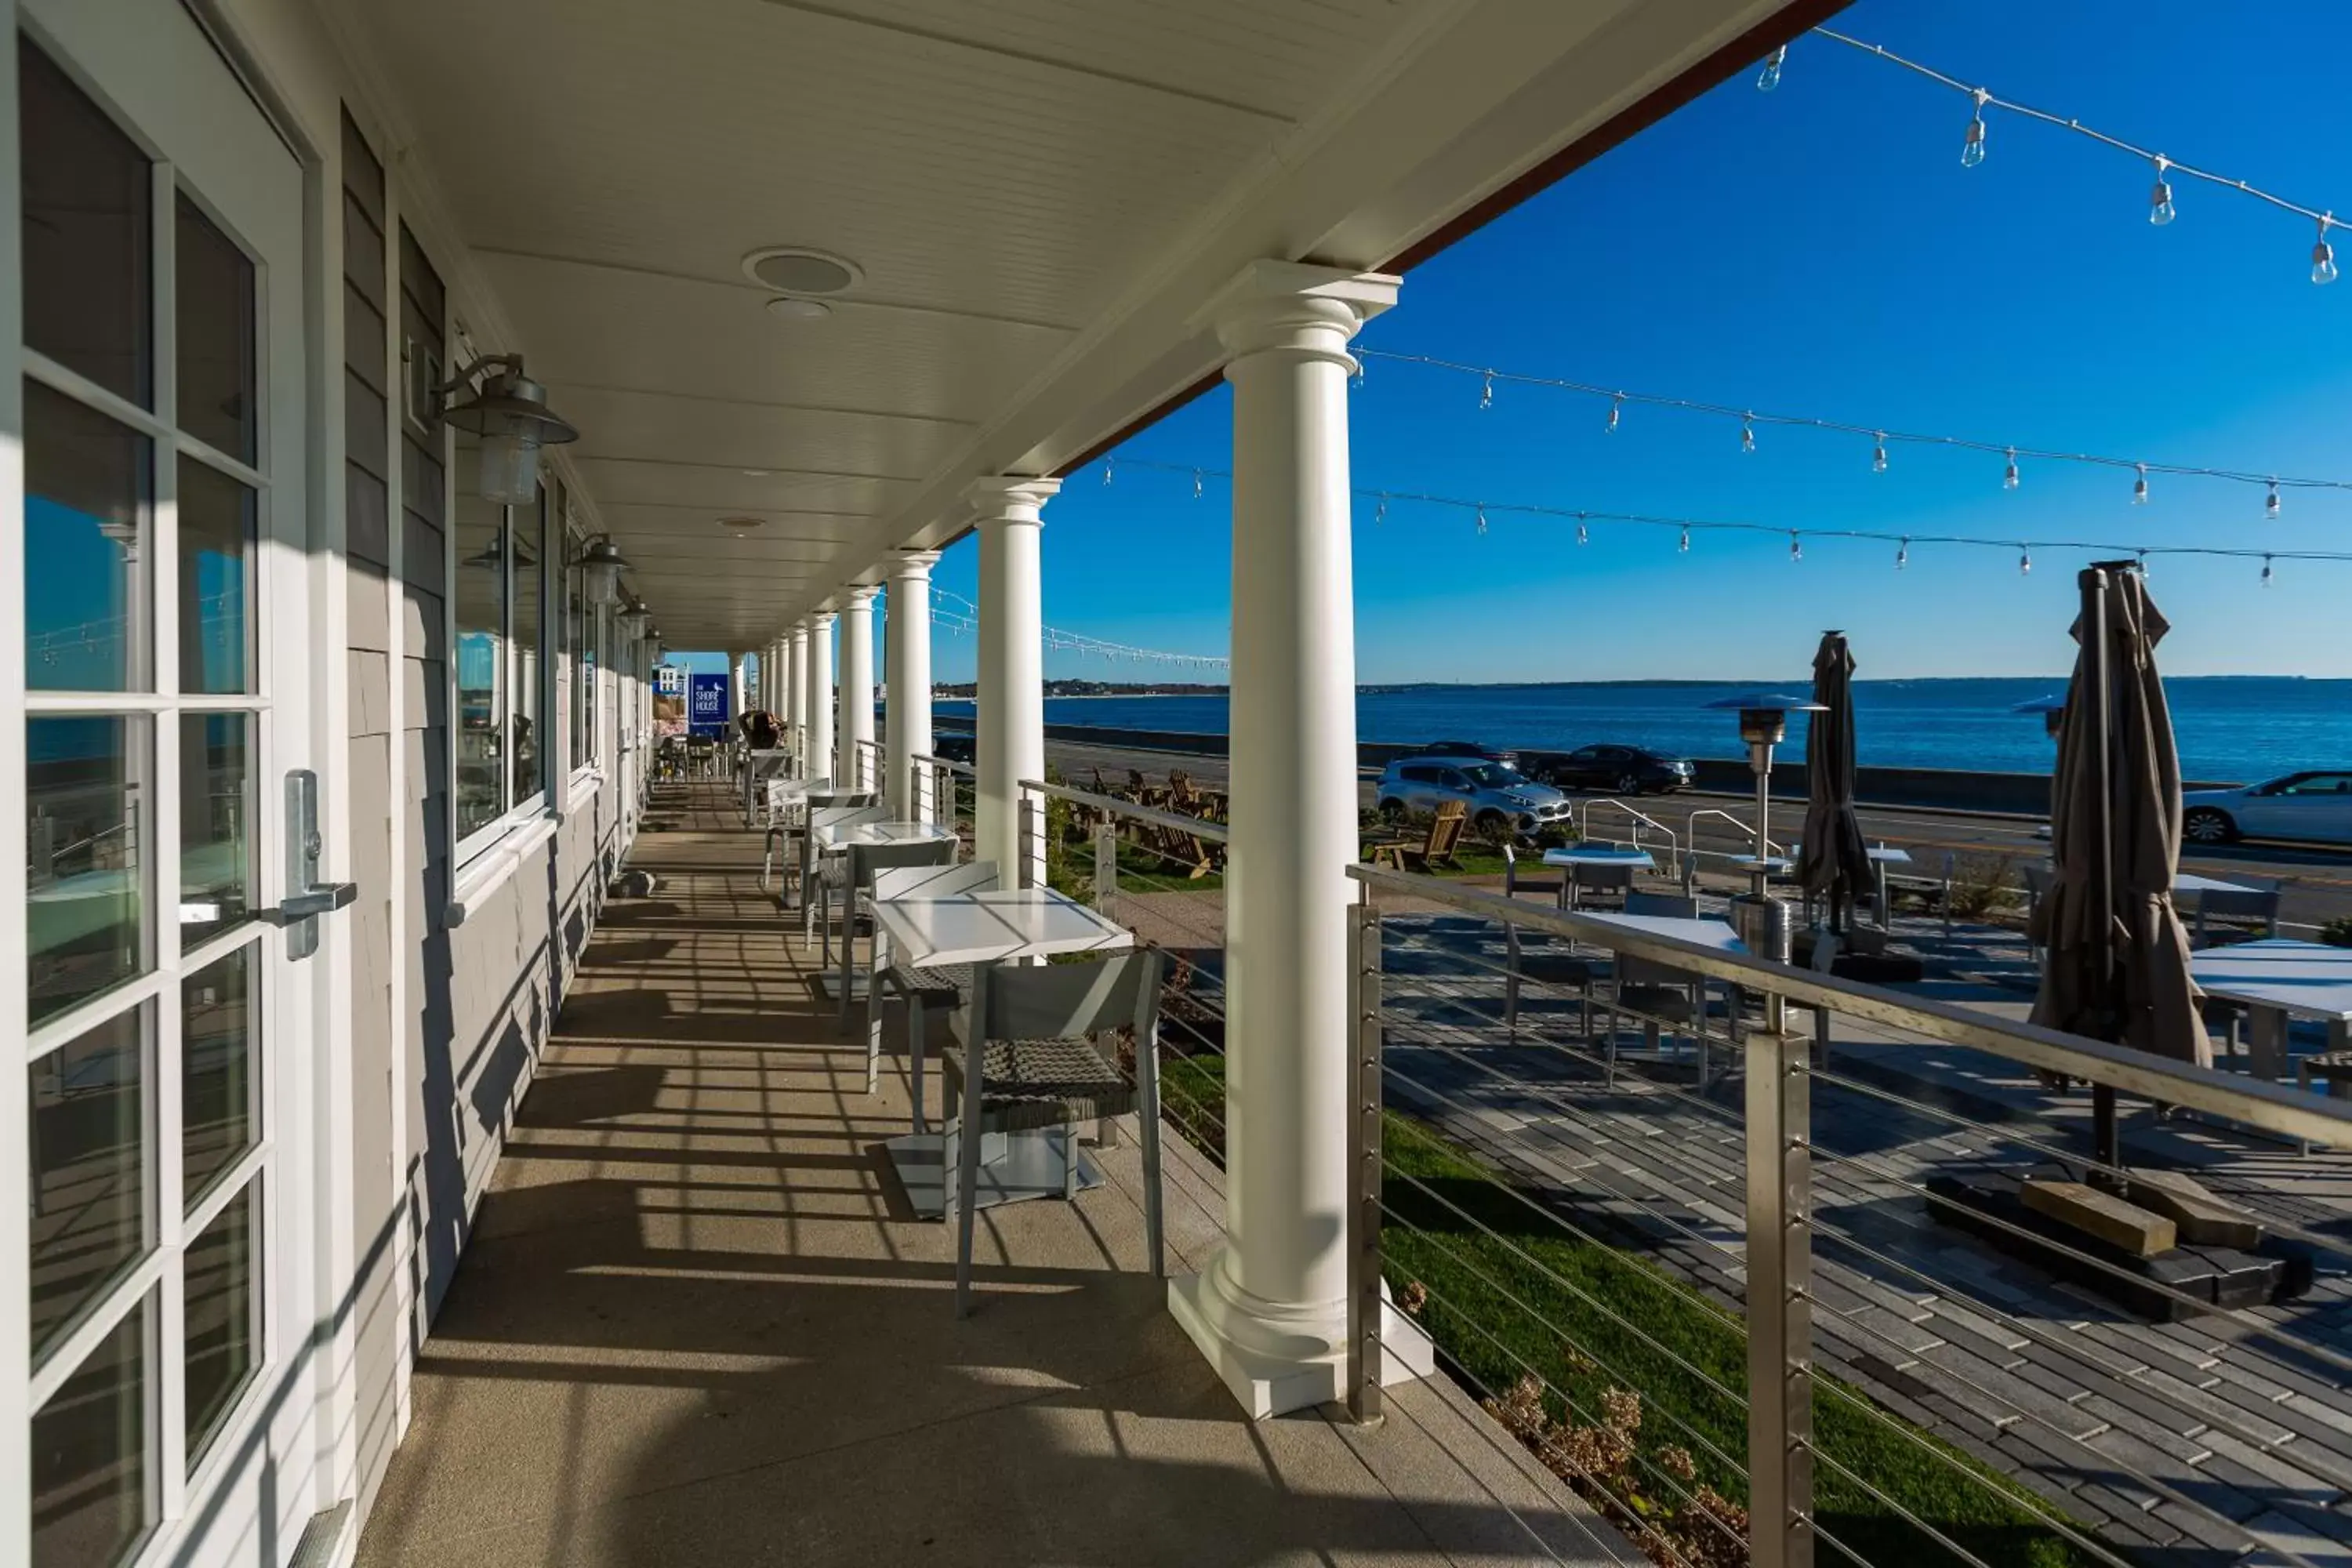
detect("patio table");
top-left (1540, 844), bottom-right (1654, 910)
top-left (2189, 938), bottom-right (2352, 1081)
top-left (1580, 911), bottom-right (1748, 1087)
top-left (867, 887), bottom-right (1133, 1218)
top-left (809, 821), bottom-right (960, 1004)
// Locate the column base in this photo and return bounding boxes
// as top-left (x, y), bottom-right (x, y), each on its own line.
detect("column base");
top-left (1167, 1260), bottom-right (1436, 1420)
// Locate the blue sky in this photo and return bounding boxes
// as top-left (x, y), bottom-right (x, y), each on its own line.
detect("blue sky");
top-left (723, 2), bottom-right (2352, 691)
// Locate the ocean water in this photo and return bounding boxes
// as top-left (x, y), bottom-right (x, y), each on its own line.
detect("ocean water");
top-left (937, 677), bottom-right (2352, 785)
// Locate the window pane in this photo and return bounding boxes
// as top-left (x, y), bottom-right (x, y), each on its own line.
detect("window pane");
top-left (176, 459), bottom-right (254, 695)
top-left (566, 533), bottom-right (585, 771)
top-left (29, 1006), bottom-right (147, 1362)
top-left (32, 1293), bottom-right (150, 1568)
top-left (20, 39), bottom-right (151, 407)
top-left (510, 491), bottom-right (542, 804)
top-left (453, 433), bottom-right (506, 839)
top-left (183, 943), bottom-right (254, 1203)
top-left (183, 1183), bottom-right (256, 1465)
top-left (179, 713), bottom-right (251, 948)
top-left (174, 193), bottom-right (256, 462)
top-left (30, 716), bottom-right (147, 1025)
top-left (27, 381), bottom-right (151, 693)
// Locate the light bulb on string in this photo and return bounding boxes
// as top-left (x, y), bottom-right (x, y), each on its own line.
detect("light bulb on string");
top-left (1479, 372), bottom-right (1494, 411)
top-left (1961, 89), bottom-right (1989, 168)
top-left (1475, 505), bottom-right (1488, 536)
top-left (2135, 548), bottom-right (2151, 579)
top-left (2315, 216), bottom-right (2339, 285)
top-left (1871, 434), bottom-right (1888, 474)
top-left (1576, 513), bottom-right (1589, 546)
top-left (1606, 394), bottom-right (1623, 434)
top-left (2262, 554), bottom-right (2275, 588)
top-left (2018, 545), bottom-right (2032, 577)
top-left (2267, 481), bottom-right (2281, 520)
top-left (1102, 458), bottom-right (1115, 486)
top-left (1192, 469), bottom-right (1203, 500)
top-left (1741, 415), bottom-right (1756, 454)
top-left (1788, 531), bottom-right (1802, 563)
top-left (1678, 526), bottom-right (1691, 554)
top-left (1756, 45), bottom-right (1785, 92)
top-left (2132, 464), bottom-right (2149, 505)
top-left (1350, 360), bottom-right (1363, 390)
top-left (2148, 156), bottom-right (2176, 226)
top-left (2002, 448), bottom-right (2020, 491)
top-left (1374, 492), bottom-right (1388, 527)
top-left (1895, 538), bottom-right (1909, 571)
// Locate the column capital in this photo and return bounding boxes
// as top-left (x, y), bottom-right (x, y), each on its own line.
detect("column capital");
top-left (1193, 259), bottom-right (1399, 370)
top-left (841, 583), bottom-right (881, 608)
top-left (807, 608), bottom-right (839, 629)
top-left (964, 474), bottom-right (1060, 526)
top-left (889, 548), bottom-right (942, 580)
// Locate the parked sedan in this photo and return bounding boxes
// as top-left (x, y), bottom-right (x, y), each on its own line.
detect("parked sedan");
top-left (1408, 739), bottom-right (1522, 770)
top-left (1541, 743), bottom-right (1694, 796)
top-left (1374, 758), bottom-right (1570, 837)
top-left (2183, 771), bottom-right (2352, 845)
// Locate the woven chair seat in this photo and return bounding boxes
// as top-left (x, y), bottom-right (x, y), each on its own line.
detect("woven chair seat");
top-left (888, 961), bottom-right (972, 999)
top-left (942, 1036), bottom-right (1135, 1131)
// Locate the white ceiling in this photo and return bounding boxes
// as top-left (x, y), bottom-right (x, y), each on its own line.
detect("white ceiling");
top-left (339, 0), bottom-right (1807, 648)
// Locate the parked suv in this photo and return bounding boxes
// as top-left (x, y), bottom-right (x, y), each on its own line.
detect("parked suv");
top-left (2183, 771), bottom-right (2352, 845)
top-left (1540, 743), bottom-right (1693, 796)
top-left (1407, 739), bottom-right (1523, 770)
top-left (1374, 757), bottom-right (1570, 837)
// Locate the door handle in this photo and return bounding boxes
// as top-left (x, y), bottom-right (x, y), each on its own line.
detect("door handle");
top-left (270, 769), bottom-right (357, 961)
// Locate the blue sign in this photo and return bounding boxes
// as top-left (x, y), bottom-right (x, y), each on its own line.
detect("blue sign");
top-left (688, 673), bottom-right (731, 737)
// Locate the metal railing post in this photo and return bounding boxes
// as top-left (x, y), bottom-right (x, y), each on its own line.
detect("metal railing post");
top-left (1346, 896), bottom-right (1385, 1426)
top-left (1745, 1009), bottom-right (1813, 1568)
top-left (1094, 822), bottom-right (1117, 914)
top-left (1941, 850), bottom-right (1956, 942)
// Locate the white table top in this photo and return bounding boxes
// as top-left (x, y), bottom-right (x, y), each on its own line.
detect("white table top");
top-left (868, 887), bottom-right (1133, 969)
top-left (1729, 855), bottom-right (1794, 873)
top-left (1579, 911), bottom-right (1748, 954)
top-left (1542, 844), bottom-right (1655, 869)
top-left (1788, 844), bottom-right (1912, 865)
top-left (2176, 871), bottom-right (2257, 895)
top-left (811, 819), bottom-right (958, 852)
top-left (2190, 939), bottom-right (2352, 1021)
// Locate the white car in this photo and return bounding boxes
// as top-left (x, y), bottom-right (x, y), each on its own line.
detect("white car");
top-left (2182, 771), bottom-right (2352, 845)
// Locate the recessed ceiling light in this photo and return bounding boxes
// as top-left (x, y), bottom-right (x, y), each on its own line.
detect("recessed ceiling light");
top-left (741, 468), bottom-right (771, 477)
top-left (742, 246), bottom-right (862, 296)
top-left (718, 515), bottom-right (765, 531)
top-left (765, 296), bottom-right (833, 321)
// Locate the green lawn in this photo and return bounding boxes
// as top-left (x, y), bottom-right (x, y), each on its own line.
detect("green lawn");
top-left (1154, 1051), bottom-right (2098, 1568)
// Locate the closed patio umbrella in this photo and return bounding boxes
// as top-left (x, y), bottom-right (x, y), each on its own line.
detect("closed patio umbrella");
top-left (2031, 561), bottom-right (2205, 1162)
top-left (1796, 630), bottom-right (1871, 935)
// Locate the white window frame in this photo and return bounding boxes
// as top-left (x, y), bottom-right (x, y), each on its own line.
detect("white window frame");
top-left (451, 452), bottom-right (556, 869)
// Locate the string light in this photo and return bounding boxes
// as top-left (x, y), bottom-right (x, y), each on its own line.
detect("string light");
top-left (1191, 468), bottom-right (1204, 499)
top-left (2002, 448), bottom-right (2020, 491)
top-left (1789, 531), bottom-right (1802, 562)
top-left (1678, 525), bottom-right (1691, 554)
top-left (1895, 538), bottom-right (1910, 570)
top-left (1102, 457), bottom-right (1115, 486)
top-left (2262, 554), bottom-right (2275, 587)
top-left (1353, 349), bottom-right (2352, 506)
top-left (1103, 457), bottom-right (2352, 571)
top-left (1576, 513), bottom-right (1589, 546)
top-left (932, 587), bottom-right (1226, 670)
top-left (1479, 371), bottom-right (1494, 410)
top-left (2132, 464), bottom-right (2149, 505)
top-left (1872, 434), bottom-right (1888, 474)
top-left (1756, 45), bottom-right (1786, 93)
top-left (1475, 505), bottom-right (1488, 535)
top-left (1802, 29), bottom-right (2349, 286)
top-left (2018, 544), bottom-right (2032, 576)
top-left (1741, 415), bottom-right (1757, 454)
top-left (2268, 481), bottom-right (2282, 519)
top-left (1374, 492), bottom-right (1388, 526)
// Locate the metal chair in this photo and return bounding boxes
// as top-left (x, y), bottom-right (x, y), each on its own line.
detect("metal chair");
top-left (1500, 844), bottom-right (1563, 907)
top-left (866, 860), bottom-right (1000, 1129)
top-left (2193, 881), bottom-right (2282, 947)
top-left (822, 837), bottom-right (960, 1034)
top-left (1609, 891), bottom-right (1713, 1085)
top-left (943, 949), bottom-right (1167, 1317)
top-left (1498, 848), bottom-right (1599, 1053)
top-left (1569, 862), bottom-right (1637, 911)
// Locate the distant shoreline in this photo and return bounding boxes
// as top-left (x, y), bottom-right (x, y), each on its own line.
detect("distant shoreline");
top-left (928, 673), bottom-right (2325, 700)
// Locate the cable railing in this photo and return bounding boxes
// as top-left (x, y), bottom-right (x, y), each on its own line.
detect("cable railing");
top-left (911, 750), bottom-right (974, 837)
top-left (854, 736), bottom-right (884, 794)
top-left (1340, 859), bottom-right (2352, 1568)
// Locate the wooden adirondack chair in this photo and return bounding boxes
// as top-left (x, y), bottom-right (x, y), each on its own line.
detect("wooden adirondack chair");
top-left (1365, 799), bottom-right (1468, 873)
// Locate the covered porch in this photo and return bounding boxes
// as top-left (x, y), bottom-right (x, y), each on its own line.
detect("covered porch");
top-left (351, 779), bottom-right (1618, 1566)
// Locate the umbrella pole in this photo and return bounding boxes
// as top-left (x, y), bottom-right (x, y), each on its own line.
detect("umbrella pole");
top-left (2089, 567), bottom-right (2119, 1169)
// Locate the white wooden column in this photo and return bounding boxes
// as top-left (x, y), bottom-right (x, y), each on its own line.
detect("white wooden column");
top-left (837, 586), bottom-right (878, 789)
top-left (885, 550), bottom-right (938, 820)
top-left (969, 477), bottom-right (1056, 886)
top-left (1166, 260), bottom-right (1399, 1419)
top-left (787, 621), bottom-right (811, 772)
top-left (804, 610), bottom-right (837, 788)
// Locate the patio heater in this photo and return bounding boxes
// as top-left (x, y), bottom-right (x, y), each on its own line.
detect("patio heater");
top-left (1704, 691), bottom-right (1823, 963)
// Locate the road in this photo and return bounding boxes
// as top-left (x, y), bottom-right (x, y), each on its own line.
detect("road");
top-left (1040, 733), bottom-right (2352, 935)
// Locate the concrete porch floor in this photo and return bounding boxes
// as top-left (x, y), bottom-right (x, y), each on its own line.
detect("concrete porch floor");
top-left (351, 779), bottom-right (1632, 1567)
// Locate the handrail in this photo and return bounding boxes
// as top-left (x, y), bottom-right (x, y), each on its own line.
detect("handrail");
top-left (1571, 798), bottom-right (1681, 872)
top-left (912, 750), bottom-right (975, 778)
top-left (1686, 806), bottom-right (1784, 858)
top-left (1017, 775), bottom-right (1230, 845)
top-left (1345, 860), bottom-right (2352, 1148)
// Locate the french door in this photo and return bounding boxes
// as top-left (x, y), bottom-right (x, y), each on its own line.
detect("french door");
top-left (17, 2), bottom-right (319, 1564)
